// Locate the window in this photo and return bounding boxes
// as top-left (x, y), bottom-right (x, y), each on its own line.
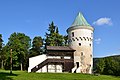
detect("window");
top-left (72, 38), bottom-right (75, 41)
top-left (83, 37), bottom-right (86, 41)
top-left (79, 37), bottom-right (83, 41)
top-left (72, 32), bottom-right (74, 37)
top-left (89, 44), bottom-right (91, 46)
top-left (76, 37), bottom-right (79, 41)
top-left (81, 52), bottom-right (83, 56)
top-left (90, 38), bottom-right (92, 41)
top-left (87, 37), bottom-right (89, 41)
top-left (91, 33), bottom-right (93, 37)
top-left (90, 54), bottom-right (92, 57)
top-left (79, 43), bottom-right (81, 46)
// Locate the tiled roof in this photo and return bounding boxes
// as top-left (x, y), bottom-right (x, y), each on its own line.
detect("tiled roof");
top-left (47, 46), bottom-right (75, 51)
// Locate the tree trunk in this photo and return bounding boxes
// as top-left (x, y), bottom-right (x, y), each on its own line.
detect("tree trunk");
top-left (1, 60), bottom-right (4, 69)
top-left (21, 63), bottom-right (23, 71)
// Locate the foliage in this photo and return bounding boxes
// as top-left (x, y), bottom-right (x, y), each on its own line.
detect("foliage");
top-left (94, 55), bottom-right (120, 76)
top-left (0, 21), bottom-right (69, 70)
top-left (96, 58), bottom-right (105, 74)
top-left (0, 34), bottom-right (3, 50)
top-left (63, 35), bottom-right (68, 46)
top-left (0, 34), bottom-right (4, 69)
top-left (29, 36), bottom-right (43, 57)
top-left (45, 21), bottom-right (64, 46)
top-left (4, 32), bottom-right (31, 70)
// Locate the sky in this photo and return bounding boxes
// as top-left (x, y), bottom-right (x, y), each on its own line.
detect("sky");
top-left (0, 0), bottom-right (120, 57)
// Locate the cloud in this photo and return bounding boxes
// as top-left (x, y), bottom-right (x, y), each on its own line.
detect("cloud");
top-left (93, 17), bottom-right (113, 26)
top-left (95, 38), bottom-right (101, 44)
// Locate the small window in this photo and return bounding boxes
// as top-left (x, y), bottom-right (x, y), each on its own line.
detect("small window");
top-left (89, 44), bottom-right (91, 46)
top-left (72, 32), bottom-right (74, 37)
top-left (61, 56), bottom-right (64, 59)
top-left (87, 37), bottom-right (89, 41)
top-left (76, 37), bottom-right (79, 41)
top-left (90, 54), bottom-right (92, 57)
top-left (90, 38), bottom-right (92, 41)
top-left (91, 33), bottom-right (93, 37)
top-left (83, 37), bottom-right (86, 41)
top-left (79, 37), bottom-right (83, 41)
top-left (79, 43), bottom-right (81, 46)
top-left (81, 52), bottom-right (83, 56)
top-left (72, 38), bottom-right (75, 41)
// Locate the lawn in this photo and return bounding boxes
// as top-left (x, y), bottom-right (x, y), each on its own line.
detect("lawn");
top-left (0, 70), bottom-right (120, 80)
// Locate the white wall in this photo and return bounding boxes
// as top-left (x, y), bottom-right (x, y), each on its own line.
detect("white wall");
top-left (37, 65), bottom-right (47, 73)
top-left (48, 64), bottom-right (62, 73)
top-left (28, 55), bottom-right (63, 73)
top-left (68, 26), bottom-right (94, 74)
top-left (28, 54), bottom-right (47, 72)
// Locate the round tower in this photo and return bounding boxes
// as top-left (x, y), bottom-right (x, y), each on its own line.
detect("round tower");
top-left (67, 12), bottom-right (94, 74)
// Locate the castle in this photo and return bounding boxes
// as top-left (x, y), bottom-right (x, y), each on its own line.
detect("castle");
top-left (28, 12), bottom-right (94, 74)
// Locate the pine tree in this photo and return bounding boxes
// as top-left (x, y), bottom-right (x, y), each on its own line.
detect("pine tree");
top-left (45, 22), bottom-right (64, 46)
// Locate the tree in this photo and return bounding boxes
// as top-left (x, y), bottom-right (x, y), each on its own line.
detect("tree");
top-left (0, 34), bottom-right (4, 69)
top-left (45, 21), bottom-right (64, 46)
top-left (63, 35), bottom-right (68, 46)
top-left (96, 58), bottom-right (105, 74)
top-left (5, 32), bottom-right (31, 70)
top-left (103, 57), bottom-right (120, 76)
top-left (29, 36), bottom-right (43, 57)
top-left (0, 34), bottom-right (3, 50)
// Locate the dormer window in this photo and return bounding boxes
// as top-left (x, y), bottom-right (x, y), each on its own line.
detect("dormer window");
top-left (72, 32), bottom-right (74, 37)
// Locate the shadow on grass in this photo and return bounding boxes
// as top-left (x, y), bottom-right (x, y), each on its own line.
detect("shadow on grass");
top-left (0, 72), bottom-right (18, 80)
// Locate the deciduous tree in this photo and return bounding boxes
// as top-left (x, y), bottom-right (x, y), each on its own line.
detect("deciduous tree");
top-left (96, 58), bottom-right (105, 74)
top-left (5, 32), bottom-right (31, 70)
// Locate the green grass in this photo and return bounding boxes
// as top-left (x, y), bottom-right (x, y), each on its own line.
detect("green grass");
top-left (0, 70), bottom-right (120, 80)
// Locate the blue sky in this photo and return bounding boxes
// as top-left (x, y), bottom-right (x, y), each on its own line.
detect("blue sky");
top-left (0, 0), bottom-right (120, 57)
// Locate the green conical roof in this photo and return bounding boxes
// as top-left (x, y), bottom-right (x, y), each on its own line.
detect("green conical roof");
top-left (71, 12), bottom-right (90, 27)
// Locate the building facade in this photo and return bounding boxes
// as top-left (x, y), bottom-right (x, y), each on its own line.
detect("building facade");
top-left (28, 46), bottom-right (75, 73)
top-left (67, 12), bottom-right (94, 74)
top-left (28, 12), bottom-right (94, 74)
